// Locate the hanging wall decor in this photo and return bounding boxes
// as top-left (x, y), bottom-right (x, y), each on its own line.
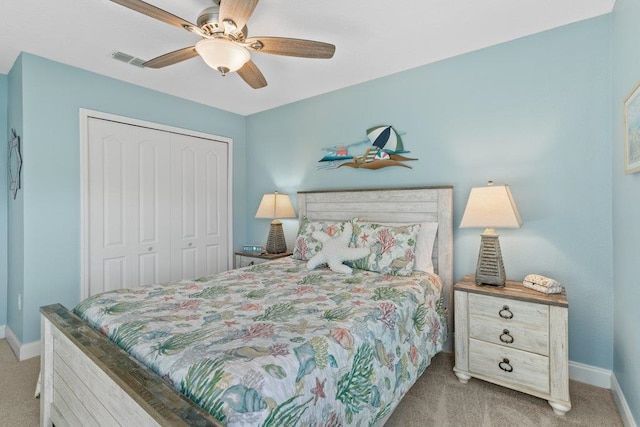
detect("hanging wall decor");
top-left (317, 125), bottom-right (417, 170)
top-left (624, 81), bottom-right (640, 174)
top-left (8, 128), bottom-right (22, 199)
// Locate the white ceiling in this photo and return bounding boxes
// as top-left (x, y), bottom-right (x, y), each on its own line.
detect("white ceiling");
top-left (0, 0), bottom-right (614, 116)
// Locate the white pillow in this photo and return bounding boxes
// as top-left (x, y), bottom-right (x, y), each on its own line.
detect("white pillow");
top-left (372, 221), bottom-right (438, 273)
top-left (414, 222), bottom-right (439, 273)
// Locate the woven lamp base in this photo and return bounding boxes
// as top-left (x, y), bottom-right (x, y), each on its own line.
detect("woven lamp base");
top-left (266, 222), bottom-right (287, 254)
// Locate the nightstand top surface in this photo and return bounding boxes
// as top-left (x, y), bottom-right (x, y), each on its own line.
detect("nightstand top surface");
top-left (455, 275), bottom-right (568, 307)
top-left (234, 251), bottom-right (292, 260)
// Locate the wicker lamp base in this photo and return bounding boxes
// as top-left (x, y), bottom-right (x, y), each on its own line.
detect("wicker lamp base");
top-left (265, 220), bottom-right (287, 254)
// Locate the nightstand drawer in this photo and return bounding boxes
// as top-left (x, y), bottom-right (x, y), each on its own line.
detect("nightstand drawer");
top-left (235, 255), bottom-right (269, 268)
top-left (469, 339), bottom-right (550, 394)
top-left (469, 293), bottom-right (549, 354)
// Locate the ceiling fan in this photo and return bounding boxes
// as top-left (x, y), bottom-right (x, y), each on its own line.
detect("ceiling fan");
top-left (111, 0), bottom-right (336, 89)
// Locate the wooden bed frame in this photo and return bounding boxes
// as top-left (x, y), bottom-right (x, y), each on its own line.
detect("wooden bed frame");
top-left (40, 186), bottom-right (453, 427)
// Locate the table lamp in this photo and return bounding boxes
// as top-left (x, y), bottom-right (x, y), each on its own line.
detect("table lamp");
top-left (460, 182), bottom-right (522, 286)
top-left (255, 192), bottom-right (296, 254)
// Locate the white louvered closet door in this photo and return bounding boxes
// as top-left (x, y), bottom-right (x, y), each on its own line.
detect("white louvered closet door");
top-left (87, 118), bottom-right (229, 297)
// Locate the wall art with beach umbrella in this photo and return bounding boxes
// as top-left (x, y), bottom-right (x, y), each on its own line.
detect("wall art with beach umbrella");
top-left (318, 125), bottom-right (417, 170)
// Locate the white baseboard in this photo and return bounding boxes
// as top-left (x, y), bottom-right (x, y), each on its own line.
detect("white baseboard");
top-left (568, 360), bottom-right (637, 426)
top-left (569, 360), bottom-right (612, 389)
top-left (4, 326), bottom-right (41, 361)
top-left (19, 340), bottom-right (41, 360)
top-left (611, 374), bottom-right (638, 427)
top-left (0, 324), bottom-right (5, 339)
top-left (5, 326), bottom-right (20, 358)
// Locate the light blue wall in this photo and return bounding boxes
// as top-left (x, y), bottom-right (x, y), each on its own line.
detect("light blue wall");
top-left (7, 56), bottom-right (24, 340)
top-left (612, 0), bottom-right (640, 422)
top-left (14, 53), bottom-right (247, 344)
top-left (0, 73), bottom-right (7, 328)
top-left (247, 16), bottom-right (613, 369)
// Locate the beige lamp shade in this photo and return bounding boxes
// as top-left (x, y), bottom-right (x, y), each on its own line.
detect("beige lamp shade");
top-left (460, 183), bottom-right (522, 287)
top-left (255, 192), bottom-right (296, 220)
top-left (255, 192), bottom-right (296, 254)
top-left (460, 184), bottom-right (522, 229)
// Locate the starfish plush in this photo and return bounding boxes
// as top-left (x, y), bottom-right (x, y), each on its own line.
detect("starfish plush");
top-left (307, 222), bottom-right (369, 274)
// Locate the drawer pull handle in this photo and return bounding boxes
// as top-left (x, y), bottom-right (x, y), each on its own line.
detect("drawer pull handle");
top-left (499, 358), bottom-right (513, 373)
top-left (500, 329), bottom-right (514, 344)
top-left (499, 305), bottom-right (513, 319)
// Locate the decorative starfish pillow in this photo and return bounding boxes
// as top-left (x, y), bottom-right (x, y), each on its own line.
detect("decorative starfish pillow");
top-left (307, 222), bottom-right (369, 274)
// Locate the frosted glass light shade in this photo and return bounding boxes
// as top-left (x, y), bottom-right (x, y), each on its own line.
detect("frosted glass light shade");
top-left (195, 39), bottom-right (250, 74)
top-left (460, 184), bottom-right (522, 229)
top-left (255, 192), bottom-right (296, 220)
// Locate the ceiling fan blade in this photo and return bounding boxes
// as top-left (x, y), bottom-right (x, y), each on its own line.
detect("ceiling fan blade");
top-left (143, 47), bottom-right (199, 68)
top-left (219, 0), bottom-right (260, 31)
top-left (111, 0), bottom-right (200, 33)
top-left (245, 37), bottom-right (335, 59)
top-left (237, 60), bottom-right (267, 89)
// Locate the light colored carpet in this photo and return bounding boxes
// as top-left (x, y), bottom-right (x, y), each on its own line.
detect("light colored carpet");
top-left (0, 339), bottom-right (40, 426)
top-left (387, 352), bottom-right (623, 427)
top-left (0, 339), bottom-right (623, 426)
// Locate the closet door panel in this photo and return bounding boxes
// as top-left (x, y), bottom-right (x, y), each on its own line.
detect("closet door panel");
top-left (181, 248), bottom-right (197, 280)
top-left (89, 119), bottom-right (130, 296)
top-left (102, 137), bottom-right (126, 249)
top-left (132, 127), bottom-right (171, 287)
top-left (88, 119), bottom-right (171, 295)
top-left (205, 151), bottom-right (221, 237)
top-left (206, 245), bottom-right (220, 276)
top-left (138, 253), bottom-right (159, 287)
top-left (103, 257), bottom-right (126, 293)
top-left (179, 147), bottom-right (197, 240)
top-left (203, 149), bottom-right (223, 276)
top-left (171, 134), bottom-right (228, 280)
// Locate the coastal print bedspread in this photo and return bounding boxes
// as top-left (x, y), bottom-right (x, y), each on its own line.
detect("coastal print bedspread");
top-left (75, 257), bottom-right (447, 426)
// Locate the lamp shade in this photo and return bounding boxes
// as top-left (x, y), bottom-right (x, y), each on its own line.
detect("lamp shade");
top-left (195, 38), bottom-right (250, 75)
top-left (255, 192), bottom-right (296, 254)
top-left (255, 192), bottom-right (296, 220)
top-left (459, 184), bottom-right (522, 229)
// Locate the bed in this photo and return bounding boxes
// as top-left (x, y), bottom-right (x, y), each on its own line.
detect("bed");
top-left (40, 186), bottom-right (453, 426)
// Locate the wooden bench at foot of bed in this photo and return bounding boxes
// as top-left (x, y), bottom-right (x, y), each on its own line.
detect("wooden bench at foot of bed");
top-left (40, 304), bottom-right (223, 427)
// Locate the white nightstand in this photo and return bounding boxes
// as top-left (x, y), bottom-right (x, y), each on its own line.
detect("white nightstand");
top-left (233, 251), bottom-right (292, 269)
top-left (453, 275), bottom-right (571, 415)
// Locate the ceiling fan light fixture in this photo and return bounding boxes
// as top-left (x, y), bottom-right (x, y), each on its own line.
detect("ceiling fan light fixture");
top-left (195, 38), bottom-right (250, 75)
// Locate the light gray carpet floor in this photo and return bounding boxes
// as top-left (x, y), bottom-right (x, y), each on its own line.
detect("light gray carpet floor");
top-left (386, 352), bottom-right (623, 427)
top-left (0, 339), bottom-right (623, 426)
top-left (0, 339), bottom-right (40, 426)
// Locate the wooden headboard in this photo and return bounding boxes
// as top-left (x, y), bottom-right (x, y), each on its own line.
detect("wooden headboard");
top-left (297, 186), bottom-right (454, 351)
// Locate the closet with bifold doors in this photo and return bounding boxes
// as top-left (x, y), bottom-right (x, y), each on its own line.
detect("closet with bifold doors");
top-left (83, 115), bottom-right (231, 298)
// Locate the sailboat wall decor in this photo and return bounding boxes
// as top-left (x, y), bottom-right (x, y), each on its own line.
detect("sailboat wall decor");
top-left (317, 125), bottom-right (417, 170)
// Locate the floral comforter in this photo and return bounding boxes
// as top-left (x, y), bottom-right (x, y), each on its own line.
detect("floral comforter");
top-left (75, 257), bottom-right (447, 426)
